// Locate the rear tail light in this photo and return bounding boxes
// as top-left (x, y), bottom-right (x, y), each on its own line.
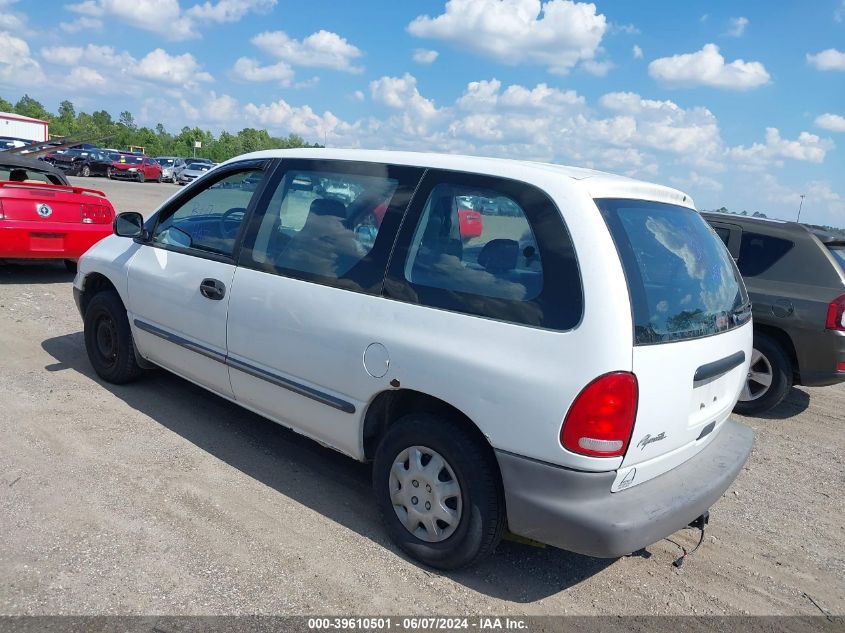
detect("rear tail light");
top-left (825, 294), bottom-right (845, 331)
top-left (81, 203), bottom-right (113, 224)
top-left (560, 372), bottom-right (638, 458)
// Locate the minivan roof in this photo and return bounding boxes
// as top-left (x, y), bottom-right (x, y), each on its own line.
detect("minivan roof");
top-left (228, 148), bottom-right (696, 210)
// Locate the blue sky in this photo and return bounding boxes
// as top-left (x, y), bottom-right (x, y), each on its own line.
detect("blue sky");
top-left (1, 0), bottom-right (844, 226)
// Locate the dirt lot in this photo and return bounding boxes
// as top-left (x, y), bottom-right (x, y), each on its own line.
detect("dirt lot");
top-left (0, 178), bottom-right (843, 616)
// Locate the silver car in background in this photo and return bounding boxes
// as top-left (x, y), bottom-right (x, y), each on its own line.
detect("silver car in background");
top-left (155, 157), bottom-right (186, 183)
top-left (176, 159), bottom-right (215, 185)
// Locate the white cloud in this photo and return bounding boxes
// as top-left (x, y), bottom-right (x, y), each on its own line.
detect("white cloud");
top-left (0, 31), bottom-right (45, 86)
top-left (582, 59), bottom-right (614, 76)
top-left (806, 48), bottom-right (845, 71)
top-left (671, 171), bottom-right (723, 192)
top-left (610, 23), bottom-right (639, 35)
top-left (407, 0), bottom-right (607, 75)
top-left (352, 90), bottom-right (365, 101)
top-left (815, 113), bottom-right (845, 133)
top-left (251, 30), bottom-right (364, 73)
top-left (68, 66), bottom-right (107, 87)
top-left (65, 0), bottom-right (274, 40)
top-left (0, 0), bottom-right (30, 34)
top-left (633, 45), bottom-right (643, 59)
top-left (41, 46), bottom-right (84, 66)
top-left (370, 73), bottom-right (442, 136)
top-left (243, 98), bottom-right (353, 141)
top-left (649, 44), bottom-right (770, 90)
top-left (185, 0), bottom-right (276, 23)
top-left (59, 16), bottom-right (103, 32)
top-left (230, 57), bottom-right (294, 85)
top-left (132, 48), bottom-right (213, 85)
top-left (412, 48), bottom-right (439, 64)
top-left (727, 128), bottom-right (833, 167)
top-left (725, 16), bottom-right (749, 37)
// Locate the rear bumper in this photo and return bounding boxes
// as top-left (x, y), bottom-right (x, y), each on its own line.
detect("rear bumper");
top-left (496, 419), bottom-right (754, 558)
top-left (794, 329), bottom-right (845, 387)
top-left (0, 221), bottom-right (111, 259)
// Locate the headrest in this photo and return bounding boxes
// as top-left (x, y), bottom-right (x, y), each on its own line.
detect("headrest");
top-left (478, 238), bottom-right (519, 273)
top-left (309, 198), bottom-right (347, 218)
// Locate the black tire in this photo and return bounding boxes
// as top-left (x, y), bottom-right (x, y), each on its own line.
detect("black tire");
top-left (373, 413), bottom-right (505, 570)
top-left (83, 291), bottom-right (144, 384)
top-left (63, 259), bottom-right (77, 273)
top-left (106, 167), bottom-right (113, 179)
top-left (733, 332), bottom-right (792, 416)
top-left (137, 172), bottom-right (145, 183)
top-left (81, 165), bottom-right (90, 177)
top-left (155, 172), bottom-right (162, 183)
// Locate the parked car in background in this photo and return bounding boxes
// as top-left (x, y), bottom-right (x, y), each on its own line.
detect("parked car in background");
top-left (176, 160), bottom-right (214, 185)
top-left (110, 154), bottom-right (163, 183)
top-left (49, 148), bottom-right (115, 177)
top-left (155, 156), bottom-right (186, 183)
top-left (704, 212), bottom-right (845, 414)
top-left (0, 154), bottom-right (114, 272)
top-left (74, 149), bottom-right (754, 569)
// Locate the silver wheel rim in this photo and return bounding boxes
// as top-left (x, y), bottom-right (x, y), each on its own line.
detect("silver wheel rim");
top-left (389, 446), bottom-right (462, 543)
top-left (739, 347), bottom-right (773, 401)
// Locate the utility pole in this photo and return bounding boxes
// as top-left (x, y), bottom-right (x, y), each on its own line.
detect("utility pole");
top-left (797, 194), bottom-right (805, 222)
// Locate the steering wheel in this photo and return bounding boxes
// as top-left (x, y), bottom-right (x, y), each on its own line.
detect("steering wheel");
top-left (220, 207), bottom-right (246, 239)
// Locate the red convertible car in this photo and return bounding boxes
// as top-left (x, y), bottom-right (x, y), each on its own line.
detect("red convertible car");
top-left (0, 155), bottom-right (115, 271)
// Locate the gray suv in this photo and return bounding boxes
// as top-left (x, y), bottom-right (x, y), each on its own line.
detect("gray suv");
top-left (704, 212), bottom-right (845, 414)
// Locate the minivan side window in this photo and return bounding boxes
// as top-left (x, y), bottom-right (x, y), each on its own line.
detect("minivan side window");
top-left (736, 232), bottom-right (794, 277)
top-left (385, 171), bottom-right (583, 330)
top-left (239, 160), bottom-right (424, 294)
top-left (152, 165), bottom-right (266, 257)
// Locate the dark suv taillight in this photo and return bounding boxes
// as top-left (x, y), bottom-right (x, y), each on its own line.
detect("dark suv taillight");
top-left (826, 294), bottom-right (845, 331)
top-left (560, 372), bottom-right (638, 457)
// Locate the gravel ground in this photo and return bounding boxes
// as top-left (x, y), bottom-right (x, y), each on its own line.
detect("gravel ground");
top-left (0, 179), bottom-right (843, 616)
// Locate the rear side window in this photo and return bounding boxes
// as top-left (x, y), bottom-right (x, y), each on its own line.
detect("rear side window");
top-left (597, 199), bottom-right (749, 345)
top-left (386, 171), bottom-right (582, 330)
top-left (737, 232), bottom-right (794, 277)
top-left (404, 183), bottom-right (544, 301)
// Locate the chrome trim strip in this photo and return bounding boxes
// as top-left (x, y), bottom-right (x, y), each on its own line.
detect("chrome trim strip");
top-left (133, 318), bottom-right (355, 414)
top-left (226, 356), bottom-right (356, 414)
top-left (133, 319), bottom-right (227, 363)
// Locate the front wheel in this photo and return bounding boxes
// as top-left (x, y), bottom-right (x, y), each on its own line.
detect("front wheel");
top-left (83, 291), bottom-right (144, 384)
top-left (137, 172), bottom-right (145, 183)
top-left (81, 165), bottom-right (90, 177)
top-left (373, 414), bottom-right (505, 569)
top-left (734, 333), bottom-right (792, 415)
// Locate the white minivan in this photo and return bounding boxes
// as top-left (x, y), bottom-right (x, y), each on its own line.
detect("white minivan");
top-left (74, 149), bottom-right (754, 569)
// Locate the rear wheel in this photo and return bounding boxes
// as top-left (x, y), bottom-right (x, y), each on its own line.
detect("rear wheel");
top-left (734, 333), bottom-right (792, 415)
top-left (81, 165), bottom-right (90, 177)
top-left (106, 167), bottom-right (113, 179)
top-left (83, 291), bottom-right (144, 384)
top-left (373, 413), bottom-right (505, 569)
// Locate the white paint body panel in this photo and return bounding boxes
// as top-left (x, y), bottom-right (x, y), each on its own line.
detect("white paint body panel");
top-left (76, 149), bottom-right (750, 485)
top-left (126, 245), bottom-right (235, 398)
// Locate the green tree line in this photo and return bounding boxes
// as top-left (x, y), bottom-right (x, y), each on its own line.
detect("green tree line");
top-left (1, 94), bottom-right (321, 162)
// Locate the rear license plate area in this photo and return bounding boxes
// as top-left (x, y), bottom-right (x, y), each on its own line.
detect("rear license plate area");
top-left (29, 232), bottom-right (65, 252)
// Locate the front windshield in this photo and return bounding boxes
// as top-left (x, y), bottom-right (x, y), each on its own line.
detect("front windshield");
top-left (158, 158), bottom-right (175, 166)
top-left (120, 156), bottom-right (143, 164)
top-left (597, 198), bottom-right (750, 345)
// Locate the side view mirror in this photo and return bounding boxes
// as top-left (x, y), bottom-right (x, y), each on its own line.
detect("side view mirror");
top-left (113, 211), bottom-right (145, 238)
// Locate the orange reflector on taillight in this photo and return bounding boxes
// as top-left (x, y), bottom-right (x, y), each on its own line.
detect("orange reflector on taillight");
top-left (560, 372), bottom-right (638, 458)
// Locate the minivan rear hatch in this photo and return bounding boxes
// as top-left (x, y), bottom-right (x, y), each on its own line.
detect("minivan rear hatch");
top-left (596, 199), bottom-right (752, 486)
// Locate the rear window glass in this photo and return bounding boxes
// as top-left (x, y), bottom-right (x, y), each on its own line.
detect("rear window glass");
top-left (737, 232), bottom-right (794, 277)
top-left (597, 199), bottom-right (749, 345)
